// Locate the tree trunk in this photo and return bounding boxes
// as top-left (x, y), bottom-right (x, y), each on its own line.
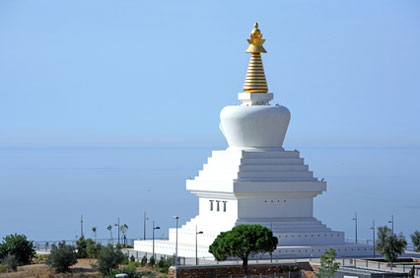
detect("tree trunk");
top-left (242, 258), bottom-right (248, 278)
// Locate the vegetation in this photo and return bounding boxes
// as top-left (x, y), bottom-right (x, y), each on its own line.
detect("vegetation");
top-left (0, 234), bottom-right (36, 266)
top-left (410, 230), bottom-right (420, 252)
top-left (409, 265), bottom-right (415, 278)
top-left (148, 256), bottom-right (155, 267)
top-left (96, 244), bottom-right (125, 275)
top-left (209, 224), bottom-right (278, 277)
top-left (107, 225), bottom-right (113, 244)
top-left (92, 226), bottom-right (97, 242)
top-left (156, 256), bottom-right (173, 273)
top-left (46, 241), bottom-right (78, 273)
top-left (108, 265), bottom-right (141, 278)
top-left (376, 226), bottom-right (407, 266)
top-left (141, 255), bottom-right (148, 266)
top-left (318, 248), bottom-right (340, 278)
top-left (76, 235), bottom-right (88, 258)
top-left (0, 254), bottom-right (19, 271)
top-left (86, 238), bottom-right (102, 259)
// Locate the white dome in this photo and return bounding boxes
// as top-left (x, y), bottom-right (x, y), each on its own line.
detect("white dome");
top-left (220, 104), bottom-right (291, 149)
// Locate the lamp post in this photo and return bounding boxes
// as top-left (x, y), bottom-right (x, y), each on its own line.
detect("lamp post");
top-left (173, 216), bottom-right (179, 265)
top-left (117, 217), bottom-right (120, 245)
top-left (388, 215), bottom-right (394, 235)
top-left (370, 221), bottom-right (376, 258)
top-left (152, 221), bottom-right (160, 259)
top-left (352, 212), bottom-right (358, 244)
top-left (195, 226), bottom-right (203, 266)
top-left (144, 212), bottom-right (148, 240)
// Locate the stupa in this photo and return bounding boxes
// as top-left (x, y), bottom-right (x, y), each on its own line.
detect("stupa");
top-left (134, 23), bottom-right (372, 259)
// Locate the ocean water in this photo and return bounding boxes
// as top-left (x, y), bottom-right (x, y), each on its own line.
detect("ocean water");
top-left (0, 146), bottom-right (419, 244)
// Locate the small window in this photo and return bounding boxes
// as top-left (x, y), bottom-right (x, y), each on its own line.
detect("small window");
top-left (216, 200), bottom-right (220, 211)
top-left (210, 200), bottom-right (214, 211)
top-left (223, 201), bottom-right (227, 212)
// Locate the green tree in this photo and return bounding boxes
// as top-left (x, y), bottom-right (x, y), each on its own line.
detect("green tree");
top-left (108, 265), bottom-right (141, 278)
top-left (96, 244), bottom-right (125, 275)
top-left (318, 248), bottom-right (340, 278)
top-left (92, 227), bottom-right (97, 242)
top-left (86, 238), bottom-right (102, 259)
top-left (376, 226), bottom-right (407, 267)
top-left (76, 236), bottom-right (88, 258)
top-left (410, 230), bottom-right (420, 252)
top-left (0, 234), bottom-right (35, 266)
top-left (408, 265), bottom-right (415, 278)
top-left (107, 225), bottom-right (113, 244)
top-left (209, 224), bottom-right (278, 278)
top-left (140, 255), bottom-right (147, 266)
top-left (46, 241), bottom-right (78, 273)
top-left (148, 256), bottom-right (155, 267)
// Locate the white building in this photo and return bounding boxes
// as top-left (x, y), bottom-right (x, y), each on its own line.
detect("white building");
top-left (134, 23), bottom-right (373, 259)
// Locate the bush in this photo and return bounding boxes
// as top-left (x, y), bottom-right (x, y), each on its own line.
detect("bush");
top-left (108, 265), bottom-right (141, 278)
top-left (128, 261), bottom-right (140, 268)
top-left (96, 244), bottom-right (125, 275)
top-left (76, 236), bottom-right (87, 258)
top-left (130, 254), bottom-right (136, 262)
top-left (0, 264), bottom-right (7, 273)
top-left (148, 256), bottom-right (155, 267)
top-left (156, 256), bottom-right (173, 273)
top-left (86, 239), bottom-right (102, 259)
top-left (140, 255), bottom-right (147, 266)
top-left (1, 254), bottom-right (19, 271)
top-left (0, 234), bottom-right (35, 266)
top-left (46, 241), bottom-right (78, 273)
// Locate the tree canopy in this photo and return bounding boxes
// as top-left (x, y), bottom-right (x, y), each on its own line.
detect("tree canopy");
top-left (209, 224), bottom-right (278, 277)
top-left (0, 234), bottom-right (35, 266)
top-left (46, 241), bottom-right (78, 273)
top-left (318, 248), bottom-right (340, 278)
top-left (376, 226), bottom-right (407, 265)
top-left (410, 230), bottom-right (420, 252)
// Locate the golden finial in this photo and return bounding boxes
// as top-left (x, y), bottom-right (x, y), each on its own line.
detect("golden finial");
top-left (243, 22), bottom-right (268, 93)
top-left (246, 22), bottom-right (267, 53)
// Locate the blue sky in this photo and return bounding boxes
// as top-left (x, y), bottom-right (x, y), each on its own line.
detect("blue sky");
top-left (1, 1), bottom-right (420, 242)
top-left (1, 0), bottom-right (419, 148)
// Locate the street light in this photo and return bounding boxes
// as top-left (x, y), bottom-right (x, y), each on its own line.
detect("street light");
top-left (152, 221), bottom-right (160, 259)
top-left (195, 226), bottom-right (203, 266)
top-left (173, 216), bottom-right (179, 265)
top-left (370, 221), bottom-right (376, 258)
top-left (388, 215), bottom-right (394, 235)
top-left (117, 217), bottom-right (120, 245)
top-left (352, 212), bottom-right (358, 244)
top-left (144, 212), bottom-right (148, 240)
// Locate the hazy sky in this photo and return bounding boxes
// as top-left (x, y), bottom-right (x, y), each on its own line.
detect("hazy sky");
top-left (1, 1), bottom-right (420, 243)
top-left (1, 0), bottom-right (419, 148)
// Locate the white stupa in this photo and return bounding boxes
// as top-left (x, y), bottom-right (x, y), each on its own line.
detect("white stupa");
top-left (134, 23), bottom-right (373, 259)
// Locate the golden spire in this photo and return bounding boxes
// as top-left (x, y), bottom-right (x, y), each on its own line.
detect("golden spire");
top-left (243, 22), bottom-right (268, 93)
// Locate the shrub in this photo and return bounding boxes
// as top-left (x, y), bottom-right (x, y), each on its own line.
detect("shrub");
top-left (0, 264), bottom-right (7, 273)
top-left (108, 265), bottom-right (140, 278)
top-left (148, 256), bottom-right (155, 267)
top-left (1, 254), bottom-right (19, 271)
top-left (130, 254), bottom-right (136, 262)
top-left (128, 261), bottom-right (140, 268)
top-left (0, 234), bottom-right (35, 266)
top-left (86, 239), bottom-right (102, 259)
top-left (156, 256), bottom-right (174, 273)
top-left (140, 255), bottom-right (147, 266)
top-left (46, 241), bottom-right (78, 273)
top-left (76, 236), bottom-right (87, 258)
top-left (96, 244), bottom-right (125, 275)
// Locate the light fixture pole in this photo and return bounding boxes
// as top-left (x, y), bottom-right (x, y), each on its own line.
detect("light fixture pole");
top-left (352, 212), bottom-right (358, 244)
top-left (173, 216), bottom-right (179, 265)
top-left (152, 221), bottom-right (160, 259)
top-left (144, 212), bottom-right (148, 240)
top-left (195, 226), bottom-right (203, 266)
top-left (117, 217), bottom-right (120, 245)
top-left (388, 215), bottom-right (394, 235)
top-left (370, 221), bottom-right (376, 258)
